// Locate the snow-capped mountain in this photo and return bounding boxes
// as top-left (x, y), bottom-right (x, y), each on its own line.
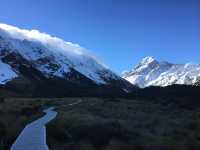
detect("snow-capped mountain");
top-left (122, 56), bottom-right (200, 88)
top-left (0, 23), bottom-right (132, 96)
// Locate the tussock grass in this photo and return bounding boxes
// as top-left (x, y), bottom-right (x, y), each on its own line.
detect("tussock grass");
top-left (47, 98), bottom-right (200, 150)
top-left (0, 98), bottom-right (52, 150)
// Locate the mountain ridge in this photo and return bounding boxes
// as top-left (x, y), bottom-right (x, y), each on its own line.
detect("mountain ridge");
top-left (122, 56), bottom-right (200, 88)
top-left (0, 23), bottom-right (133, 97)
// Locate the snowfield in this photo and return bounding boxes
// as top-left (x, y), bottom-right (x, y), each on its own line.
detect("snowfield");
top-left (0, 60), bottom-right (17, 84)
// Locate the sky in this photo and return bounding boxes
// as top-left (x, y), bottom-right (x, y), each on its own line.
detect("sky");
top-left (0, 0), bottom-right (199, 74)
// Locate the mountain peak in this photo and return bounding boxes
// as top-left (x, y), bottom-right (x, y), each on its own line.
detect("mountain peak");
top-left (140, 56), bottom-right (156, 65)
top-left (123, 57), bottom-right (200, 88)
top-left (134, 56), bottom-right (158, 71)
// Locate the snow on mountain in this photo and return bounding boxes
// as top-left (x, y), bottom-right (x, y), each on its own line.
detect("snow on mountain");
top-left (0, 23), bottom-right (120, 85)
top-left (0, 59), bottom-right (17, 84)
top-left (122, 56), bottom-right (200, 88)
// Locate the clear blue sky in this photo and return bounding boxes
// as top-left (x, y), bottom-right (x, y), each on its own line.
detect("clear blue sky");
top-left (0, 0), bottom-right (199, 73)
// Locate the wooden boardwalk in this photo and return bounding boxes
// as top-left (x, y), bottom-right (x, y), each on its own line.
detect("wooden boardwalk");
top-left (11, 107), bottom-right (57, 150)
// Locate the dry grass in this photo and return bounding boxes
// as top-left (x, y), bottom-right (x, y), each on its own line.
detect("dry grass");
top-left (0, 98), bottom-right (53, 150)
top-left (47, 97), bottom-right (200, 150)
top-left (1, 97), bottom-right (200, 150)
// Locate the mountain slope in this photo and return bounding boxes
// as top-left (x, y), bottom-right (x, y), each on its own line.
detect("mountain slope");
top-left (0, 59), bottom-right (17, 84)
top-left (122, 56), bottom-right (200, 88)
top-left (0, 23), bottom-right (132, 96)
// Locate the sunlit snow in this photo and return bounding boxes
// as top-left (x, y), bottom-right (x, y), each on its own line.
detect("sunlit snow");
top-left (0, 23), bottom-right (118, 84)
top-left (123, 57), bottom-right (200, 88)
top-left (0, 60), bottom-right (17, 84)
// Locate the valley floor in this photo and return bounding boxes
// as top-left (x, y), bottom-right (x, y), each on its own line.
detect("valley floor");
top-left (1, 97), bottom-right (200, 150)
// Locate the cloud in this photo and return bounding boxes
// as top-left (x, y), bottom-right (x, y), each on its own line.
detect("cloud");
top-left (0, 23), bottom-right (107, 68)
top-left (0, 23), bottom-right (85, 55)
